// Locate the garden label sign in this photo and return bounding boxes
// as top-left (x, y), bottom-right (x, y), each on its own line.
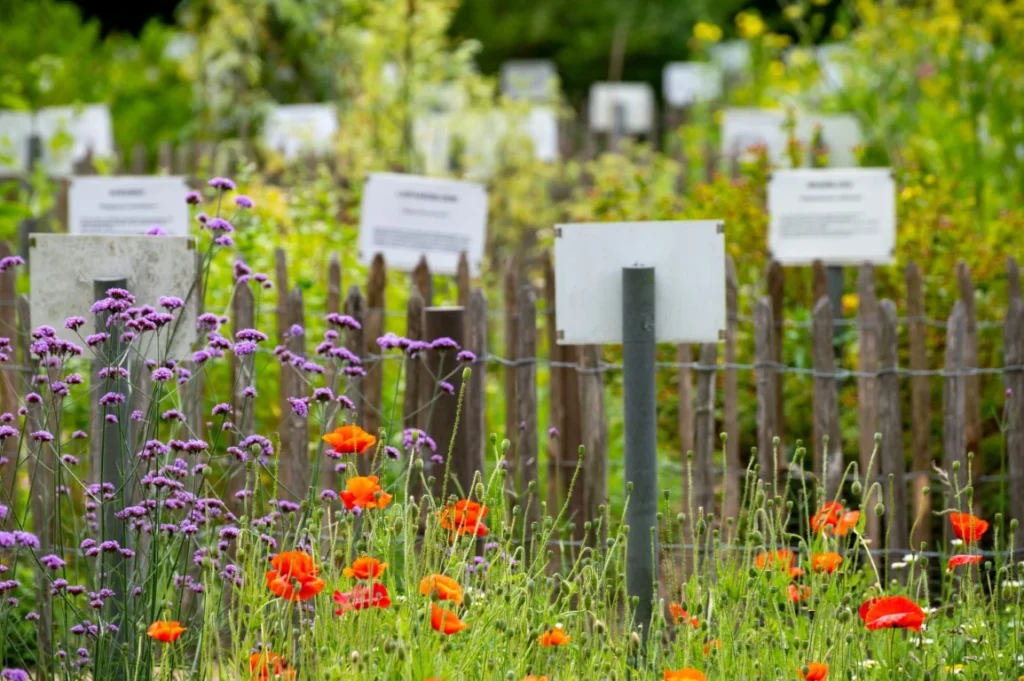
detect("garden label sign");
top-left (720, 108), bottom-right (788, 163)
top-left (263, 104), bottom-right (338, 159)
top-left (68, 176), bottom-right (190, 236)
top-left (767, 168), bottom-right (896, 265)
top-left (30, 234), bottom-right (198, 358)
top-left (663, 62), bottom-right (723, 107)
top-left (500, 60), bottom-right (558, 101)
top-left (587, 83), bottom-right (655, 134)
top-left (0, 104), bottom-right (114, 175)
top-left (553, 220), bottom-right (726, 345)
top-left (358, 172), bottom-right (488, 275)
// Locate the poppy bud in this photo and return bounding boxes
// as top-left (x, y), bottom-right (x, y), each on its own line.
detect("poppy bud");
top-left (677, 513), bottom-right (686, 524)
top-left (584, 521), bottom-right (592, 532)
top-left (749, 530), bottom-right (763, 544)
top-left (801, 665), bottom-right (810, 677)
top-left (489, 433), bottom-right (498, 445)
top-left (349, 651), bottom-right (359, 665)
top-left (844, 633), bottom-right (853, 644)
top-left (874, 503), bottom-right (885, 516)
top-left (462, 367), bottom-right (471, 380)
top-left (696, 519), bottom-right (706, 535)
top-left (851, 481), bottom-right (862, 496)
top-left (595, 619), bottom-right (607, 634)
top-left (505, 672), bottom-right (515, 681)
top-left (319, 647), bottom-right (329, 657)
top-left (786, 500), bottom-right (794, 510)
top-left (475, 483), bottom-right (484, 497)
top-left (512, 505), bottom-right (520, 516)
top-left (598, 504), bottom-right (606, 515)
top-left (663, 489), bottom-right (671, 501)
top-left (687, 450), bottom-right (694, 460)
top-left (528, 480), bottom-right (537, 492)
top-left (500, 439), bottom-right (511, 453)
top-left (414, 458), bottom-right (423, 471)
top-left (630, 631), bottom-right (641, 648)
top-left (1011, 519), bottom-right (1019, 532)
top-left (627, 481), bottom-right (634, 493)
top-left (236, 547), bottom-right (247, 560)
top-left (952, 460), bottom-right (961, 472)
top-left (397, 646), bottom-right (406, 661)
top-left (963, 485), bottom-right (973, 497)
top-left (622, 524), bottom-right (630, 535)
top-left (720, 431), bottom-right (728, 443)
top-left (985, 561), bottom-right (993, 571)
top-left (606, 538), bottom-right (615, 548)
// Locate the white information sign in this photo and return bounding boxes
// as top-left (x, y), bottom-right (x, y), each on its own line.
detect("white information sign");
top-left (711, 40), bottom-right (751, 74)
top-left (554, 221), bottom-right (725, 345)
top-left (500, 60), bottom-right (558, 101)
top-left (588, 83), bottom-right (655, 134)
top-left (263, 104), bottom-right (338, 159)
top-left (0, 105), bottom-right (114, 175)
top-left (69, 176), bottom-right (190, 236)
top-left (663, 62), bottom-right (723, 106)
top-left (720, 108), bottom-right (788, 163)
top-left (767, 168), bottom-right (895, 265)
top-left (30, 235), bottom-right (198, 359)
top-left (525, 107), bottom-right (559, 162)
top-left (795, 112), bottom-right (863, 168)
top-left (358, 173), bottom-right (488, 275)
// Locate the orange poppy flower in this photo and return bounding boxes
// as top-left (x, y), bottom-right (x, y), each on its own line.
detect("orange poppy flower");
top-left (669, 602), bottom-right (699, 628)
top-left (788, 583), bottom-right (811, 603)
top-left (811, 502), bottom-right (844, 533)
top-left (664, 669), bottom-right (705, 681)
top-left (523, 677), bottom-right (549, 681)
top-left (420, 574), bottom-right (464, 605)
top-left (947, 554), bottom-right (983, 572)
top-left (949, 512), bottom-right (989, 544)
top-left (343, 556), bottom-right (387, 580)
top-left (755, 549), bottom-right (795, 571)
top-left (431, 602), bottom-right (468, 635)
top-left (439, 499), bottom-right (489, 537)
top-left (799, 662), bottom-right (829, 680)
top-left (266, 550), bottom-right (325, 601)
top-left (250, 651), bottom-right (295, 680)
top-left (703, 639), bottom-right (721, 656)
top-left (811, 552), bottom-right (843, 574)
top-left (147, 620), bottom-right (186, 643)
top-left (323, 425), bottom-right (376, 455)
top-left (789, 567), bottom-right (806, 579)
top-left (340, 475), bottom-right (392, 511)
top-left (333, 582), bottom-right (391, 614)
top-left (537, 626), bottom-right (570, 647)
top-left (861, 595), bottom-right (925, 631)
top-left (834, 510), bottom-right (860, 536)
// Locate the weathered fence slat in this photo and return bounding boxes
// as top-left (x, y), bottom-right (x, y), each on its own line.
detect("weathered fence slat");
top-left (754, 297), bottom-right (777, 485)
top-left (413, 255), bottom-right (433, 306)
top-left (364, 254), bottom-right (386, 444)
top-left (578, 344), bottom-right (607, 540)
top-left (344, 285), bottom-right (367, 476)
top-left (1009, 256), bottom-right (1022, 306)
top-left (504, 258), bottom-right (518, 445)
top-left (517, 284), bottom-right (540, 538)
top-left (812, 297), bottom-right (843, 501)
top-left (691, 343), bottom-right (718, 521)
top-left (0, 243), bottom-right (18, 525)
top-left (943, 300), bottom-right (968, 539)
top-left (466, 289), bottom-right (488, 490)
top-left (229, 279), bottom-right (255, 508)
top-left (956, 262), bottom-right (982, 515)
top-left (767, 259), bottom-right (785, 446)
top-left (543, 254), bottom-right (563, 514)
top-left (723, 255), bottom-right (740, 521)
top-left (280, 287), bottom-right (309, 500)
top-left (905, 262), bottom-right (931, 548)
top-left (423, 306), bottom-right (469, 497)
top-left (131, 143), bottom-right (147, 174)
top-left (403, 291), bottom-right (424, 431)
top-left (1004, 298), bottom-right (1024, 549)
top-left (678, 343), bottom-right (694, 455)
top-left (857, 264), bottom-right (880, 544)
top-left (878, 299), bottom-right (908, 555)
top-left (456, 251), bottom-right (471, 310)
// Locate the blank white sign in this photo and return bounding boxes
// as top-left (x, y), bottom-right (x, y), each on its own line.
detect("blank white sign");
top-left (30, 235), bottom-right (198, 359)
top-left (768, 168), bottom-right (895, 265)
top-left (588, 83), bottom-right (655, 134)
top-left (795, 112), bottom-right (863, 167)
top-left (500, 60), bottom-right (558, 101)
top-left (358, 172), bottom-right (488, 275)
top-left (0, 105), bottom-right (114, 175)
top-left (721, 108), bottom-right (788, 163)
top-left (554, 221), bottom-right (725, 345)
top-left (663, 62), bottom-right (722, 106)
top-left (69, 176), bottom-right (190, 236)
top-left (263, 104), bottom-right (338, 159)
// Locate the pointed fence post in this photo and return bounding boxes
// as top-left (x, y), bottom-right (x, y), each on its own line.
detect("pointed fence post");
top-left (755, 297), bottom-right (777, 485)
top-left (1004, 298), bottom-right (1024, 550)
top-left (878, 299), bottom-right (908, 557)
top-left (906, 262), bottom-right (932, 548)
top-left (943, 301), bottom-right (968, 542)
top-left (813, 297), bottom-right (843, 502)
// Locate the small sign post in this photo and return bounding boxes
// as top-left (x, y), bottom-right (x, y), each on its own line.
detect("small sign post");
top-left (554, 221), bottom-right (725, 637)
top-left (358, 172), bottom-right (488, 275)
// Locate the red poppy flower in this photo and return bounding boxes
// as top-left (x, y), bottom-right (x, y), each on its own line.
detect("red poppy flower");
top-left (811, 553), bottom-right (843, 574)
top-left (949, 512), bottom-right (989, 544)
top-left (755, 549), bottom-right (795, 571)
top-left (323, 425), bottom-right (376, 455)
top-left (799, 662), bottom-right (828, 680)
top-left (788, 583), bottom-right (811, 603)
top-left (420, 574), bottom-right (464, 604)
top-left (439, 499), bottom-right (488, 537)
top-left (431, 602), bottom-right (468, 634)
top-left (669, 602), bottom-right (699, 628)
top-left (266, 551), bottom-right (325, 602)
top-left (333, 582), bottom-right (391, 615)
top-left (340, 475), bottom-right (392, 511)
top-left (664, 669), bottom-right (705, 681)
top-left (857, 597), bottom-right (880, 622)
top-left (834, 510), bottom-right (860, 536)
top-left (147, 620), bottom-right (186, 643)
top-left (343, 556), bottom-right (387, 580)
top-left (811, 502), bottom-right (844, 532)
top-left (947, 554), bottom-right (983, 572)
top-left (537, 626), bottom-right (570, 646)
top-left (703, 639), bottom-right (721, 656)
top-left (861, 595), bottom-right (925, 631)
top-left (789, 567), bottom-right (806, 579)
top-left (250, 651), bottom-right (295, 680)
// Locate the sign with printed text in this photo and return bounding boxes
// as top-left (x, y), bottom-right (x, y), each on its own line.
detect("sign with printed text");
top-left (554, 221), bottom-right (726, 345)
top-left (263, 104), bottom-right (338, 159)
top-left (358, 173), bottom-right (488, 275)
top-left (588, 83), bottom-right (655, 134)
top-left (663, 62), bottom-right (723, 107)
top-left (768, 168), bottom-right (896, 265)
top-left (69, 176), bottom-right (190, 236)
top-left (30, 235), bottom-right (198, 359)
top-left (500, 60), bottom-right (558, 101)
top-left (721, 108), bottom-right (788, 163)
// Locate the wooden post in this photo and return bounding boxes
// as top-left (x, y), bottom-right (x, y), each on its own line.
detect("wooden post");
top-left (723, 256), bottom-right (740, 521)
top-left (754, 297), bottom-right (777, 485)
top-left (943, 301), bottom-right (968, 529)
top-left (504, 258), bottom-right (519, 445)
top-left (812, 297), bottom-right (843, 502)
top-left (1004, 298), bottom-right (1024, 549)
top-left (364, 254), bottom-right (386, 443)
top-left (812, 260), bottom-right (828, 308)
top-left (229, 279), bottom-right (255, 509)
top-left (905, 262), bottom-right (931, 548)
top-left (678, 344), bottom-right (694, 455)
top-left (131, 143), bottom-right (147, 173)
top-left (544, 254), bottom-right (563, 513)
top-left (578, 345), bottom-right (608, 538)
top-left (158, 142), bottom-right (174, 173)
top-left (690, 343), bottom-right (717, 521)
top-left (279, 287), bottom-right (309, 501)
top-left (423, 307), bottom-right (469, 495)
top-left (344, 286), bottom-right (367, 475)
top-left (413, 255), bottom-right (433, 305)
top-left (402, 291), bottom-right (424, 431)
top-left (0, 243), bottom-right (17, 524)
top-left (857, 264), bottom-right (880, 543)
top-left (274, 249), bottom-right (289, 345)
top-left (878, 299), bottom-right (908, 554)
top-left (956, 262), bottom-right (982, 514)
top-left (767, 260), bottom-right (785, 446)
top-left (465, 289), bottom-right (488, 487)
top-left (517, 285), bottom-right (540, 539)
top-left (1009, 256), bottom-right (1022, 306)
top-left (456, 251), bottom-right (471, 309)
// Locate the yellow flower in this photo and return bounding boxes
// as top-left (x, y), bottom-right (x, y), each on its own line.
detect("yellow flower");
top-left (693, 22), bottom-right (723, 43)
top-left (769, 60), bottom-right (786, 79)
top-left (736, 12), bottom-right (766, 39)
top-left (943, 665), bottom-right (965, 676)
top-left (783, 5), bottom-right (803, 20)
top-left (841, 293), bottom-right (859, 315)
